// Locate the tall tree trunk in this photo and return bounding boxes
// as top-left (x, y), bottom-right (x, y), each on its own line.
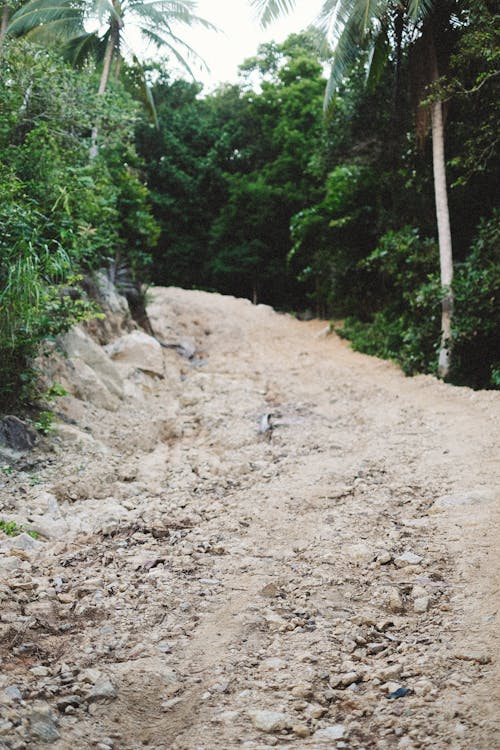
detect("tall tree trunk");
top-left (429, 41), bottom-right (454, 379)
top-left (431, 98), bottom-right (454, 379)
top-left (0, 5), bottom-right (9, 47)
top-left (90, 23), bottom-right (119, 160)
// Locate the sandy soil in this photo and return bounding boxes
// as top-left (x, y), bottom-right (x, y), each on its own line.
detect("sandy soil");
top-left (0, 287), bottom-right (499, 750)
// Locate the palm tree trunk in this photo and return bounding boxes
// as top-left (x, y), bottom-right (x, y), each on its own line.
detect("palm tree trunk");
top-left (0, 5), bottom-right (10, 46)
top-left (90, 24), bottom-right (119, 160)
top-left (428, 40), bottom-right (454, 379)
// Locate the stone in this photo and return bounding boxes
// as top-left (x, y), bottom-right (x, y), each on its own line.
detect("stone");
top-left (86, 677), bottom-right (117, 702)
top-left (344, 543), bottom-right (374, 564)
top-left (292, 724), bottom-right (310, 738)
top-left (105, 332), bottom-right (164, 378)
top-left (432, 490), bottom-right (496, 510)
top-left (94, 271), bottom-right (130, 317)
top-left (388, 588), bottom-right (404, 613)
top-left (56, 695), bottom-right (82, 712)
top-left (1, 532), bottom-right (44, 554)
top-left (248, 710), bottom-right (292, 733)
top-left (413, 596), bottom-right (429, 613)
top-left (376, 550), bottom-right (392, 565)
top-left (313, 724), bottom-right (346, 741)
top-left (68, 360), bottom-right (121, 411)
top-left (29, 706), bottom-right (59, 743)
top-left (377, 664), bottom-right (402, 681)
top-left (4, 685), bottom-right (22, 702)
top-left (62, 327), bottom-right (124, 400)
top-left (454, 651), bottom-right (491, 665)
top-left (0, 416), bottom-right (36, 452)
top-left (394, 552), bottom-right (423, 567)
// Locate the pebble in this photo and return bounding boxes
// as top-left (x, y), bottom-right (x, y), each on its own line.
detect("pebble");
top-left (454, 651), bottom-right (491, 664)
top-left (248, 710), bottom-right (292, 733)
top-left (292, 723), bottom-right (310, 738)
top-left (313, 724), bottom-right (346, 741)
top-left (377, 664), bottom-right (402, 681)
top-left (29, 706), bottom-right (60, 743)
top-left (413, 596), bottom-right (429, 613)
top-left (86, 678), bottom-right (117, 702)
top-left (394, 552), bottom-right (423, 567)
top-left (388, 589), bottom-right (404, 613)
top-left (4, 685), bottom-right (23, 701)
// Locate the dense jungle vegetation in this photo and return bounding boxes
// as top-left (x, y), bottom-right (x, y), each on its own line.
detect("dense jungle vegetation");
top-left (0, 0), bottom-right (498, 411)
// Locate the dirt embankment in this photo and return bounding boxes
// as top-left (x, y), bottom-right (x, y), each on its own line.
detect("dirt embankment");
top-left (0, 287), bottom-right (499, 750)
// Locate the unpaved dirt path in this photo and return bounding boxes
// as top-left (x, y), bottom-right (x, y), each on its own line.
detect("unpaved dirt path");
top-left (1, 287), bottom-right (499, 750)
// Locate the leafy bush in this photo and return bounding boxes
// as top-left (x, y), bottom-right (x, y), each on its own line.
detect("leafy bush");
top-left (0, 41), bottom-right (158, 409)
top-left (451, 211), bottom-right (500, 388)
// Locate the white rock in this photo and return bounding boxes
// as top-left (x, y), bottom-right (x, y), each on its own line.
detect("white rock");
top-left (62, 327), bottom-right (123, 399)
top-left (432, 490), bottom-right (496, 510)
top-left (1, 532), bottom-right (44, 553)
top-left (313, 724), bottom-right (346, 741)
top-left (248, 710), bottom-right (292, 733)
top-left (413, 596), bottom-right (429, 613)
top-left (394, 551), bottom-right (423, 567)
top-left (344, 543), bottom-right (374, 563)
top-left (105, 332), bottom-right (164, 377)
top-left (388, 588), bottom-right (404, 613)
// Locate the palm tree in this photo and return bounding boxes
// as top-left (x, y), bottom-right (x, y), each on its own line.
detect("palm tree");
top-left (9, 0), bottom-right (215, 90)
top-left (8, 0), bottom-right (215, 157)
top-left (252, 0), bottom-right (455, 378)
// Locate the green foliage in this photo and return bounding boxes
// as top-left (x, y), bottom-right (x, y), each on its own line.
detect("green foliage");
top-left (0, 41), bottom-right (158, 408)
top-left (33, 410), bottom-right (56, 435)
top-left (451, 211), bottom-right (500, 388)
top-left (337, 227), bottom-right (442, 374)
top-left (0, 519), bottom-right (39, 539)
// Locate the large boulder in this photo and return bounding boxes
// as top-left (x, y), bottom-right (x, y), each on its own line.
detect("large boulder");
top-left (105, 332), bottom-right (164, 378)
top-left (60, 327), bottom-right (124, 410)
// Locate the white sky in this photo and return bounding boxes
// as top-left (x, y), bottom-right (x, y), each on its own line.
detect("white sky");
top-left (161, 0), bottom-right (326, 91)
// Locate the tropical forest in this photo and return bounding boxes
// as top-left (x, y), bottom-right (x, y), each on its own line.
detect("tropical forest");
top-left (0, 0), bottom-right (499, 409)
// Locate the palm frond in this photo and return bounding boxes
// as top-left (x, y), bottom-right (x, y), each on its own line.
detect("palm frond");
top-left (366, 24), bottom-right (388, 89)
top-left (407, 0), bottom-right (435, 22)
top-left (250, 0), bottom-right (296, 28)
top-left (130, 51), bottom-right (159, 128)
top-left (8, 0), bottom-right (83, 37)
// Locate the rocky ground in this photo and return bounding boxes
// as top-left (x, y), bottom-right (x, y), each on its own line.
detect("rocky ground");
top-left (0, 287), bottom-right (498, 750)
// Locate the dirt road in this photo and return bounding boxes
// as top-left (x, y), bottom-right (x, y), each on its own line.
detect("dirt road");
top-left (1, 287), bottom-right (499, 750)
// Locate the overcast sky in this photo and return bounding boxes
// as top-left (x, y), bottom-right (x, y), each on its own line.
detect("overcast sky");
top-left (163, 0), bottom-right (326, 91)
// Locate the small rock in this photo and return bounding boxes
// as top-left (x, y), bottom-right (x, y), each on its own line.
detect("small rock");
top-left (2, 533), bottom-right (44, 554)
top-left (292, 723), bottom-right (310, 738)
top-left (4, 685), bottom-right (23, 702)
top-left (377, 550), bottom-right (392, 565)
top-left (56, 695), bottom-right (82, 712)
top-left (87, 678), bottom-right (117, 702)
top-left (377, 664), bottom-right (402, 681)
top-left (394, 551), bottom-right (423, 567)
top-left (29, 706), bottom-right (59, 743)
top-left (313, 724), bottom-right (346, 741)
top-left (0, 416), bottom-right (36, 451)
top-left (248, 710), bottom-right (292, 733)
top-left (345, 543), bottom-right (373, 564)
top-left (454, 651), bottom-right (491, 665)
top-left (291, 683), bottom-right (313, 699)
top-left (30, 666), bottom-right (50, 677)
top-left (432, 490), bottom-right (495, 510)
top-left (340, 671), bottom-right (359, 687)
top-left (388, 588), bottom-right (404, 613)
top-left (413, 596), bottom-right (429, 613)
top-left (80, 668), bottom-right (102, 684)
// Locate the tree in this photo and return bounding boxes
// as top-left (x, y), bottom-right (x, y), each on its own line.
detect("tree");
top-left (8, 0), bottom-right (215, 155)
top-left (252, 0), bottom-right (456, 378)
